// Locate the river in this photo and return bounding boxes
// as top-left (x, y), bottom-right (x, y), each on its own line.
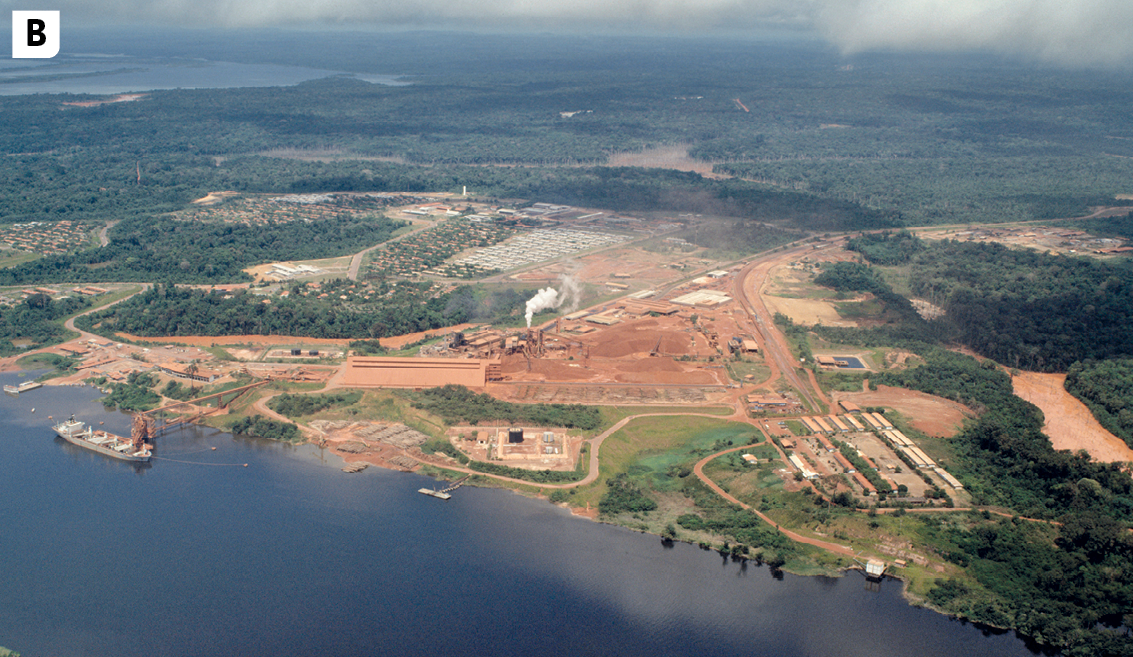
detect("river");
top-left (0, 56), bottom-right (405, 96)
top-left (0, 373), bottom-right (1044, 656)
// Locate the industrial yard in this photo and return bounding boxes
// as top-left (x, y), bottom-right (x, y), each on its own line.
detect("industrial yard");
top-left (3, 205), bottom-right (1092, 518)
top-left (916, 223), bottom-right (1133, 258)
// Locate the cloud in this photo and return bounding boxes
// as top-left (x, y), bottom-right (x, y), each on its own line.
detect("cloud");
top-left (10, 0), bottom-right (1133, 67)
top-left (815, 0), bottom-right (1133, 67)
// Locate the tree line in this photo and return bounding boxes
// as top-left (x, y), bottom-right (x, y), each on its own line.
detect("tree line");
top-left (403, 384), bottom-right (602, 430)
top-left (1064, 359), bottom-right (1133, 449)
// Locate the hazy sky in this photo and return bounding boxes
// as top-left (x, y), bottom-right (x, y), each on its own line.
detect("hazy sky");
top-left (7, 0), bottom-right (1132, 67)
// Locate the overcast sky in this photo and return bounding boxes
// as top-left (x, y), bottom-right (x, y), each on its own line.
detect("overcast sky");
top-left (6, 0), bottom-right (1132, 67)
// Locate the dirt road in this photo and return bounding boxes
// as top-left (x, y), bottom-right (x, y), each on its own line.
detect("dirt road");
top-left (732, 245), bottom-right (830, 412)
top-left (347, 221), bottom-right (435, 281)
top-left (693, 446), bottom-right (856, 557)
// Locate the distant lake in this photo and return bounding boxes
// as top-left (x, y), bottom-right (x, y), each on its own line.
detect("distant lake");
top-left (0, 55), bottom-right (406, 96)
top-left (0, 373), bottom-right (1042, 657)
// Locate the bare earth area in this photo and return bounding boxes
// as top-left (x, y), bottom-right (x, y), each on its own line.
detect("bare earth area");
top-left (836, 385), bottom-right (972, 437)
top-left (606, 145), bottom-right (721, 177)
top-left (762, 296), bottom-right (853, 327)
top-left (759, 254), bottom-right (862, 327)
top-left (1012, 371), bottom-right (1133, 463)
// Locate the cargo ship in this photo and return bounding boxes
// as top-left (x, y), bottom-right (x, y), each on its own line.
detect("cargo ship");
top-left (52, 414), bottom-right (153, 462)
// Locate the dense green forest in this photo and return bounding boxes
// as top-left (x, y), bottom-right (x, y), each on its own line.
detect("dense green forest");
top-left (0, 293), bottom-right (89, 356)
top-left (1064, 359), bottom-right (1133, 449)
top-left (844, 231), bottom-right (924, 265)
top-left (403, 384), bottom-right (602, 430)
top-left (1, 32), bottom-right (1130, 234)
top-left (906, 241), bottom-right (1133, 370)
top-left (1072, 209), bottom-right (1133, 240)
top-left (0, 213), bottom-right (403, 284)
top-left (844, 235), bottom-right (1133, 370)
top-left (100, 371), bottom-right (161, 411)
top-left (74, 280), bottom-right (531, 339)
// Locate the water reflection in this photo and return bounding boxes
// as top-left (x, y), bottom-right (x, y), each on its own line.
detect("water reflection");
top-left (0, 374), bottom-right (1043, 657)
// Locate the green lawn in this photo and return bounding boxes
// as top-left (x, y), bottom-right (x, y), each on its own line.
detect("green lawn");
top-left (724, 359), bottom-right (772, 383)
top-left (570, 416), bottom-right (758, 508)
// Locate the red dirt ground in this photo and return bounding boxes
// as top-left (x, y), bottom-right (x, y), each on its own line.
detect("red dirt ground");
top-left (584, 319), bottom-right (694, 358)
top-left (501, 353), bottom-right (720, 385)
top-left (835, 385), bottom-right (973, 438)
top-left (1012, 371), bottom-right (1133, 463)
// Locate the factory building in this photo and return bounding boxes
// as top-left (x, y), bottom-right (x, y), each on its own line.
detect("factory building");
top-left (340, 357), bottom-right (502, 388)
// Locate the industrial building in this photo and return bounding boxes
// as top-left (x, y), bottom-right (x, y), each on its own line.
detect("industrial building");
top-left (671, 290), bottom-right (732, 307)
top-left (339, 357), bottom-right (502, 388)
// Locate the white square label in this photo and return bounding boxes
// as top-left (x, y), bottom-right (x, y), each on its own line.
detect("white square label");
top-left (12, 11), bottom-right (60, 59)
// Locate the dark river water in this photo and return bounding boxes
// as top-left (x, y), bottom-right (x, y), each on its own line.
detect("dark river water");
top-left (0, 372), bottom-right (1044, 657)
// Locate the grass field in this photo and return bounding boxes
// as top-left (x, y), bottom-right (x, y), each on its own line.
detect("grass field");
top-left (724, 359), bottom-right (772, 383)
top-left (0, 249), bottom-right (41, 269)
top-left (570, 416), bottom-right (757, 508)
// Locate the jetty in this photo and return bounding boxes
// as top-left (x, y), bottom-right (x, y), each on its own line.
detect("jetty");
top-left (4, 381), bottom-right (42, 395)
top-left (418, 475), bottom-right (471, 500)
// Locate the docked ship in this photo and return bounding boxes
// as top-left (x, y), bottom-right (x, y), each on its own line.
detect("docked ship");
top-left (52, 414), bottom-right (153, 462)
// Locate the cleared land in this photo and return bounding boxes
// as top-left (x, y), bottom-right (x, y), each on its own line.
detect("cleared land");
top-left (835, 385), bottom-right (971, 438)
top-left (759, 254), bottom-right (866, 327)
top-left (1012, 371), bottom-right (1133, 463)
top-left (606, 144), bottom-right (720, 176)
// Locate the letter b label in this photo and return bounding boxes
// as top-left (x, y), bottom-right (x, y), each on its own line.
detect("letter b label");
top-left (12, 11), bottom-right (59, 58)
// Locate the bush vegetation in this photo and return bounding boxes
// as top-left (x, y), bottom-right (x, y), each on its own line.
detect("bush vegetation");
top-left (404, 384), bottom-right (602, 430)
top-left (229, 415), bottom-right (301, 443)
top-left (1064, 359), bottom-right (1133, 449)
top-left (268, 391), bottom-right (362, 418)
top-left (598, 473), bottom-right (658, 515)
top-left (101, 371), bottom-right (161, 412)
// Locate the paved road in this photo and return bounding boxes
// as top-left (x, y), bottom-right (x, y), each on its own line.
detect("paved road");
top-left (97, 221), bottom-right (118, 247)
top-left (62, 284), bottom-right (150, 342)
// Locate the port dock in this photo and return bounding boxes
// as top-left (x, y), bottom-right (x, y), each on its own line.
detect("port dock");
top-left (4, 381), bottom-right (42, 395)
top-left (418, 475), bottom-right (471, 500)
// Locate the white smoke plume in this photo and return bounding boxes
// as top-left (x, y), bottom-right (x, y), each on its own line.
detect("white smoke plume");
top-left (524, 274), bottom-right (584, 327)
top-left (525, 287), bottom-right (560, 328)
top-left (556, 274), bottom-right (583, 315)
